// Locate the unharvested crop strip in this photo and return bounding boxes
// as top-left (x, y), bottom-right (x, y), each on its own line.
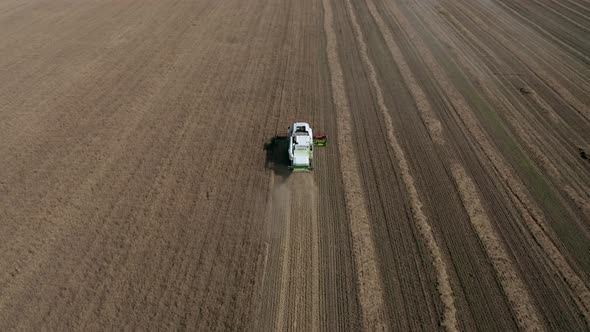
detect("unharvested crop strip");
top-left (321, 0), bottom-right (386, 329)
top-left (379, 0), bottom-right (590, 323)
top-left (345, 0), bottom-right (458, 330)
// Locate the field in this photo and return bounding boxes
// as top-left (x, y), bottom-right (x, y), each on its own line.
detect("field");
top-left (1, 0), bottom-right (589, 330)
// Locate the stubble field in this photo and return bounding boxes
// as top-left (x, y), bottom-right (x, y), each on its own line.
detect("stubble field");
top-left (1, 0), bottom-right (589, 330)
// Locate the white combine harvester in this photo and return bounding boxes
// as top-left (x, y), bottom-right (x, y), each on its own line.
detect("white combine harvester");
top-left (287, 122), bottom-right (327, 172)
top-left (267, 122), bottom-right (327, 173)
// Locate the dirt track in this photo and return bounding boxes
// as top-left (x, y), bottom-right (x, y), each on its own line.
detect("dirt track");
top-left (1, 0), bottom-right (589, 330)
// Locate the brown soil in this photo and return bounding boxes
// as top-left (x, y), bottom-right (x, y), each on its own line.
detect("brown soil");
top-left (1, 0), bottom-right (589, 330)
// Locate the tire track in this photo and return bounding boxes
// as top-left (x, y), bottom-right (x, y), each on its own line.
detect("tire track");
top-left (344, 0), bottom-right (458, 330)
top-left (257, 175), bottom-right (321, 331)
top-left (321, 0), bottom-right (386, 329)
top-left (285, 175), bottom-right (320, 331)
top-left (272, 180), bottom-right (292, 331)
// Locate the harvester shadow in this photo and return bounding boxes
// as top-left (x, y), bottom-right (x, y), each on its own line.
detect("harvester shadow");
top-left (264, 136), bottom-right (291, 180)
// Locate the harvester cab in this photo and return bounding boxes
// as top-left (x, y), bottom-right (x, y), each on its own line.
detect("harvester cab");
top-left (287, 122), bottom-right (327, 172)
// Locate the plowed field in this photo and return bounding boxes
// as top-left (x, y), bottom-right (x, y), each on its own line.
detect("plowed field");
top-left (1, 0), bottom-right (589, 330)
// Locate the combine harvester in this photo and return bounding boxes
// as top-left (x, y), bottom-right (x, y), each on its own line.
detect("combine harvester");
top-left (274, 122), bottom-right (327, 172)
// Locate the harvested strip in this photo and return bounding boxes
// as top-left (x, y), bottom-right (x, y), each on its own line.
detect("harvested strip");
top-left (508, 188), bottom-right (590, 325)
top-left (459, 1), bottom-right (590, 122)
top-left (344, 0), bottom-right (458, 330)
top-left (274, 182), bottom-right (291, 331)
top-left (321, 0), bottom-right (387, 329)
top-left (435, 8), bottom-right (590, 220)
top-left (365, 2), bottom-right (546, 328)
top-left (364, 0), bottom-right (444, 147)
top-left (381, 2), bottom-right (590, 323)
top-left (450, 163), bottom-right (545, 331)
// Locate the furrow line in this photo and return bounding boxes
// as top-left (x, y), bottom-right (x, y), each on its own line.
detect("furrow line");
top-left (446, 2), bottom-right (590, 144)
top-left (364, 1), bottom-right (547, 329)
top-left (360, 0), bottom-right (444, 147)
top-left (345, 0), bottom-right (458, 330)
top-left (380, 1), bottom-right (590, 324)
top-left (321, 0), bottom-right (386, 329)
top-left (548, 0), bottom-right (590, 22)
top-left (495, 0), bottom-right (590, 65)
top-left (532, 0), bottom-right (590, 33)
top-left (463, 1), bottom-right (590, 122)
top-left (450, 163), bottom-right (545, 331)
top-left (432, 7), bottom-right (590, 221)
top-left (557, 0), bottom-right (590, 15)
top-left (479, 81), bottom-right (590, 220)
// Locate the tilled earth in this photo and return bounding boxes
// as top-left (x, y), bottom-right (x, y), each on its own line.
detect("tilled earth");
top-left (1, 0), bottom-right (589, 330)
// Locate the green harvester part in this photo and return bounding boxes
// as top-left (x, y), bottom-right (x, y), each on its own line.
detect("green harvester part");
top-left (313, 135), bottom-right (327, 147)
top-left (290, 165), bottom-right (312, 172)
